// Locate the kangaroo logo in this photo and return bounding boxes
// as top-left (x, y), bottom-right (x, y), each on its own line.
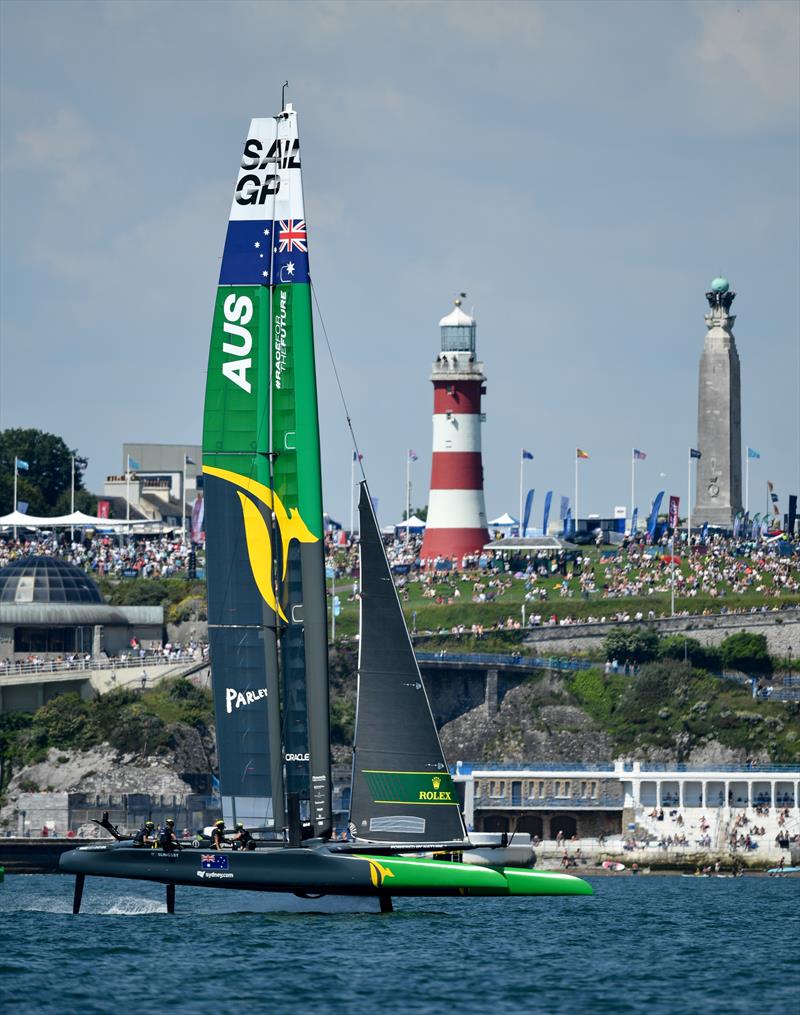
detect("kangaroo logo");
top-left (203, 465), bottom-right (317, 621)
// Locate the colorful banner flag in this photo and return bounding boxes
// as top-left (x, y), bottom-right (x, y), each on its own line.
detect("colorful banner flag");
top-left (15, 458), bottom-right (29, 471)
top-left (562, 508), bottom-right (572, 537)
top-left (576, 448), bottom-right (590, 460)
top-left (747, 447), bottom-right (760, 459)
top-left (559, 495), bottom-right (569, 520)
top-left (17, 501), bottom-right (28, 514)
top-left (700, 521), bottom-right (709, 542)
top-left (522, 489), bottom-right (534, 537)
top-left (751, 513), bottom-right (760, 538)
top-left (352, 451), bottom-right (363, 462)
top-left (633, 449), bottom-right (646, 460)
top-left (668, 495), bottom-right (680, 530)
top-left (191, 494), bottom-right (205, 544)
top-left (97, 500), bottom-right (110, 519)
top-left (542, 491), bottom-right (553, 534)
top-left (630, 507), bottom-right (639, 535)
top-left (647, 491), bottom-right (665, 539)
top-left (690, 448), bottom-right (701, 460)
top-left (409, 450), bottom-right (418, 461)
top-left (522, 449), bottom-right (534, 460)
top-left (127, 455), bottom-right (140, 471)
top-left (788, 495), bottom-right (797, 537)
top-left (733, 511), bottom-right (742, 539)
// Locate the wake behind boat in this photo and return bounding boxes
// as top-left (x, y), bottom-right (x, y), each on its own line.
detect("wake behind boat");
top-left (59, 98), bottom-right (591, 910)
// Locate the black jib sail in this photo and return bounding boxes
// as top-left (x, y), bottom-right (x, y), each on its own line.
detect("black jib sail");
top-left (348, 483), bottom-right (468, 846)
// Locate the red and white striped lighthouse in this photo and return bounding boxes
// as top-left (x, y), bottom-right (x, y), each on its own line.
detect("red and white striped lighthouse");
top-left (420, 298), bottom-right (489, 563)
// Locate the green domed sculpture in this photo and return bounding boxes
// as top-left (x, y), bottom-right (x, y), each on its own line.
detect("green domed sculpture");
top-left (710, 277), bottom-right (729, 293)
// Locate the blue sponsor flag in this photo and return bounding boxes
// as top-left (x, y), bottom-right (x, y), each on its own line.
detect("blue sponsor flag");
top-left (15, 458), bottom-right (29, 471)
top-left (522, 449), bottom-right (534, 461)
top-left (127, 455), bottom-right (140, 471)
top-left (733, 511), bottom-right (742, 539)
top-left (747, 447), bottom-right (760, 459)
top-left (630, 507), bottom-right (639, 535)
top-left (647, 491), bottom-right (665, 539)
top-left (690, 448), bottom-right (701, 460)
top-left (542, 491), bottom-right (553, 534)
top-left (522, 489), bottom-right (534, 537)
top-left (220, 218), bottom-right (309, 285)
top-left (562, 508), bottom-right (572, 538)
top-left (559, 495), bottom-right (569, 521)
top-left (700, 521), bottom-right (709, 543)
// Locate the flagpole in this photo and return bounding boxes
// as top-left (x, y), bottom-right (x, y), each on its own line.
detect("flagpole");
top-left (745, 455), bottom-right (749, 513)
top-left (631, 449), bottom-right (635, 535)
top-left (574, 452), bottom-right (579, 532)
top-left (70, 455), bottom-right (75, 542)
top-left (13, 459), bottom-right (18, 540)
top-left (126, 454), bottom-right (131, 541)
top-left (350, 454), bottom-right (355, 536)
top-left (182, 454), bottom-right (188, 540)
top-left (687, 449), bottom-right (692, 548)
top-left (519, 450), bottom-right (524, 535)
top-left (406, 450), bottom-right (411, 545)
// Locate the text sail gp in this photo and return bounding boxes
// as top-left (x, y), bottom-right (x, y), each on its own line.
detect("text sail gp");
top-left (202, 105), bottom-right (331, 836)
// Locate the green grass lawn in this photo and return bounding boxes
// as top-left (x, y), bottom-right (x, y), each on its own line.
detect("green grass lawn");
top-left (324, 544), bottom-right (800, 640)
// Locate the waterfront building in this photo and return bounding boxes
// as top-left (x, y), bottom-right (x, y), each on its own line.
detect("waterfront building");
top-left (420, 299), bottom-right (489, 561)
top-left (694, 278), bottom-right (743, 528)
top-left (453, 760), bottom-right (800, 852)
top-left (0, 557), bottom-right (162, 712)
top-left (103, 443), bottom-right (202, 528)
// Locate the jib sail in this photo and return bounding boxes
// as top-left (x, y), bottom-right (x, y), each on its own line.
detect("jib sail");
top-left (349, 483), bottom-right (468, 846)
top-left (202, 105), bottom-right (331, 836)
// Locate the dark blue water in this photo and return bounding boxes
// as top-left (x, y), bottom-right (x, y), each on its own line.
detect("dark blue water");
top-left (1, 874), bottom-right (798, 1014)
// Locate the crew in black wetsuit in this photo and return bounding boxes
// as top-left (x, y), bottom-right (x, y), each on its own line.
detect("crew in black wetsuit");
top-left (211, 819), bottom-right (226, 850)
top-left (231, 822), bottom-right (255, 851)
top-left (158, 818), bottom-right (180, 852)
top-left (133, 820), bottom-right (155, 847)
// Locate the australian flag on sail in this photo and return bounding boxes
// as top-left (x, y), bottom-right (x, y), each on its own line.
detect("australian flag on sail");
top-left (201, 854), bottom-right (229, 870)
top-left (220, 219), bottom-right (309, 285)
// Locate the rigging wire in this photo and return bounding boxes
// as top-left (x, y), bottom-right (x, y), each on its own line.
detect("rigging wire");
top-left (310, 279), bottom-right (367, 487)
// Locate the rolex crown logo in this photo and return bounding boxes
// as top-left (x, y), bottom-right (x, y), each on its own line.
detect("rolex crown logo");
top-left (432, 776), bottom-right (441, 790)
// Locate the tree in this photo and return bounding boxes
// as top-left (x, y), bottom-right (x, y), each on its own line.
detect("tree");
top-left (603, 626), bottom-right (660, 663)
top-left (402, 505), bottom-right (428, 521)
top-left (0, 429), bottom-right (87, 513)
top-left (719, 632), bottom-right (772, 674)
top-left (658, 634), bottom-right (720, 671)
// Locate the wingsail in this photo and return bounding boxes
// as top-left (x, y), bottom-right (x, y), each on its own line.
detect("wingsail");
top-left (202, 107), bottom-right (331, 837)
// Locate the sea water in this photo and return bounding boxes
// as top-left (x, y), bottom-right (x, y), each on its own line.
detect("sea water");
top-left (1, 874), bottom-right (797, 1014)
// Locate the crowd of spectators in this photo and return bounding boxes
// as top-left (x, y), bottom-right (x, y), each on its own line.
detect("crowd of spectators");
top-left (0, 533), bottom-right (202, 579)
top-left (325, 528), bottom-right (799, 630)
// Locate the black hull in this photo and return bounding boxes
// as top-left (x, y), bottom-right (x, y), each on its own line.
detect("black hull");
top-left (59, 842), bottom-right (382, 897)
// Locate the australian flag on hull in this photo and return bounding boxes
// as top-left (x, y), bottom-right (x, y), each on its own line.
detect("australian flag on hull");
top-left (220, 219), bottom-right (309, 285)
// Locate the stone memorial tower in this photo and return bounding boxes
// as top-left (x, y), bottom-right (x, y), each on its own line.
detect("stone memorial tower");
top-left (694, 277), bottom-right (743, 528)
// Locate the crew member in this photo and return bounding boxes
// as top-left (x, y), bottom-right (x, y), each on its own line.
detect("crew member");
top-left (158, 818), bottom-right (180, 853)
top-left (211, 819), bottom-right (226, 849)
top-left (133, 820), bottom-right (155, 848)
top-left (231, 822), bottom-right (255, 851)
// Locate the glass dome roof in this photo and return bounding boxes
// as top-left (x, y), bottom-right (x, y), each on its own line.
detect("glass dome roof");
top-left (0, 557), bottom-right (104, 605)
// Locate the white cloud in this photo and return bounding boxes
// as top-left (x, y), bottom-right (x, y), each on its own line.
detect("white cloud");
top-left (690, 0), bottom-right (800, 131)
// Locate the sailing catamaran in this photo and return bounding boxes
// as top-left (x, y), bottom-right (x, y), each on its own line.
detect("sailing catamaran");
top-left (59, 101), bottom-right (591, 910)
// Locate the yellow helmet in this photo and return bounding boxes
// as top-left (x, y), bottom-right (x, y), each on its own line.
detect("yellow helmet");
top-left (215, 819), bottom-right (224, 826)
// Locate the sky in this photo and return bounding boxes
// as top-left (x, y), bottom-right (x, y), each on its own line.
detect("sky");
top-left (1, 0), bottom-right (798, 527)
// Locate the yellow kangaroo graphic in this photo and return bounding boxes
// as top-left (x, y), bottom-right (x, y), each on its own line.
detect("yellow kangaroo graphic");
top-left (203, 465), bottom-right (318, 622)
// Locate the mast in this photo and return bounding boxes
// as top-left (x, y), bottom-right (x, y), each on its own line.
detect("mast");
top-left (202, 105), bottom-right (331, 838)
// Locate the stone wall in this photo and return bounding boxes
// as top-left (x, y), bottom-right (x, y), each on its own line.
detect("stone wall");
top-left (520, 609), bottom-right (800, 656)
